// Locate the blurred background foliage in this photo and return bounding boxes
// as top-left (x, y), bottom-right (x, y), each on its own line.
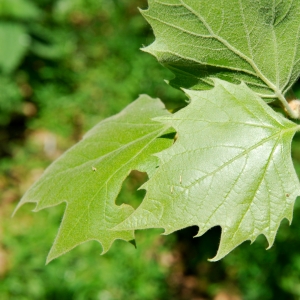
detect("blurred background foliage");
top-left (1, 0), bottom-right (300, 299)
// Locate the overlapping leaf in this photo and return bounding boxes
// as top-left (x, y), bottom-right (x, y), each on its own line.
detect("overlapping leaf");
top-left (142, 0), bottom-right (300, 101)
top-left (116, 80), bottom-right (300, 260)
top-left (15, 95), bottom-right (174, 263)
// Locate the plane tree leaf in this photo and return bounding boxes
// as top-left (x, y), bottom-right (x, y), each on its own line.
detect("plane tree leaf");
top-left (15, 95), bottom-right (174, 263)
top-left (115, 80), bottom-right (300, 261)
top-left (142, 0), bottom-right (300, 103)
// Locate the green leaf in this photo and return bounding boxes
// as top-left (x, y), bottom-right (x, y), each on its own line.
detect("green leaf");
top-left (142, 0), bottom-right (300, 101)
top-left (15, 95), bottom-right (174, 263)
top-left (115, 80), bottom-right (300, 261)
top-left (0, 0), bottom-right (40, 20)
top-left (0, 22), bottom-right (30, 73)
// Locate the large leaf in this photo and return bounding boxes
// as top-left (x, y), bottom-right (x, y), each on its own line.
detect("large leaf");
top-left (116, 80), bottom-right (300, 261)
top-left (142, 0), bottom-right (300, 102)
top-left (15, 95), bottom-right (174, 263)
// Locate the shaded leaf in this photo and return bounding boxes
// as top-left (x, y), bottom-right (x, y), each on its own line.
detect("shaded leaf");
top-left (142, 0), bottom-right (300, 101)
top-left (116, 80), bottom-right (300, 261)
top-left (15, 95), bottom-right (174, 263)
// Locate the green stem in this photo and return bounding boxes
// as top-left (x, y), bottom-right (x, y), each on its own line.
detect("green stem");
top-left (275, 91), bottom-right (299, 119)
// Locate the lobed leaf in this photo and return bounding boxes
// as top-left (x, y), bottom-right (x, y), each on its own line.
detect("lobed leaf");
top-left (142, 0), bottom-right (300, 101)
top-left (116, 80), bottom-right (300, 261)
top-left (15, 95), bottom-right (174, 263)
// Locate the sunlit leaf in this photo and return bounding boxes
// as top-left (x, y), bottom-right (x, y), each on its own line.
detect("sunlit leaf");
top-left (116, 80), bottom-right (300, 260)
top-left (15, 95), bottom-right (174, 263)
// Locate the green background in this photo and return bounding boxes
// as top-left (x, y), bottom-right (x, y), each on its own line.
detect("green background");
top-left (1, 0), bottom-right (300, 299)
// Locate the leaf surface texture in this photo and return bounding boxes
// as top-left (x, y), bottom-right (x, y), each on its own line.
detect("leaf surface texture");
top-left (143, 0), bottom-right (300, 100)
top-left (116, 80), bottom-right (300, 260)
top-left (16, 95), bottom-right (173, 263)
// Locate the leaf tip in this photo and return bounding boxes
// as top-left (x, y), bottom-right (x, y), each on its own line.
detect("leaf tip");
top-left (263, 233), bottom-right (275, 251)
top-left (140, 44), bottom-right (152, 54)
top-left (207, 247), bottom-right (226, 262)
top-left (12, 195), bottom-right (37, 217)
top-left (138, 6), bottom-right (148, 15)
top-left (161, 227), bottom-right (174, 235)
top-left (11, 202), bottom-right (22, 218)
top-left (46, 251), bottom-right (58, 265)
top-left (140, 42), bottom-right (160, 59)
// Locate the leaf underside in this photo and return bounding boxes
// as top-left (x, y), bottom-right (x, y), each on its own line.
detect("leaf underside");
top-left (142, 0), bottom-right (300, 101)
top-left (15, 95), bottom-right (174, 263)
top-left (115, 80), bottom-right (300, 261)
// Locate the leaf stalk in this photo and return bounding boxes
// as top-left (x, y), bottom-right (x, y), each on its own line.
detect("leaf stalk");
top-left (275, 91), bottom-right (300, 119)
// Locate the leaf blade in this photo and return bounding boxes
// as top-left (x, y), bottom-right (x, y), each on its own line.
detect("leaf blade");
top-left (143, 0), bottom-right (300, 100)
top-left (116, 80), bottom-right (300, 260)
top-left (15, 95), bottom-right (174, 263)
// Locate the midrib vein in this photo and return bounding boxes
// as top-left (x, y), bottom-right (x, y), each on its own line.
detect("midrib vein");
top-left (145, 13), bottom-right (258, 77)
top-left (185, 125), bottom-right (297, 190)
top-left (180, 0), bottom-right (282, 97)
top-left (56, 125), bottom-right (170, 240)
